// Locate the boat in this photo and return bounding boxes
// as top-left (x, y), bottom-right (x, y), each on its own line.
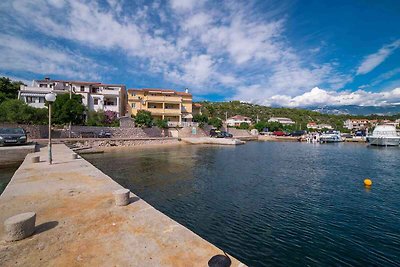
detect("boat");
top-left (319, 130), bottom-right (343, 143)
top-left (367, 125), bottom-right (400, 146)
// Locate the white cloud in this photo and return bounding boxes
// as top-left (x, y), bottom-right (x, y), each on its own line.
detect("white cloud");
top-left (0, 34), bottom-right (101, 80)
top-left (356, 40), bottom-right (400, 75)
top-left (261, 87), bottom-right (400, 107)
top-left (1, 0), bottom-right (357, 97)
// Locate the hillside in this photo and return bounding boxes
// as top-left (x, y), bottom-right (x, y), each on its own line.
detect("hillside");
top-left (197, 101), bottom-right (400, 131)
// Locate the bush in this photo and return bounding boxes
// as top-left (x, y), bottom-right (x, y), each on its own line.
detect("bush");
top-left (134, 110), bottom-right (153, 127)
top-left (154, 119), bottom-right (168, 129)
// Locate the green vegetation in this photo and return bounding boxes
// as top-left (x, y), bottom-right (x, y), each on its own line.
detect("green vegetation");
top-left (237, 122), bottom-right (250, 129)
top-left (0, 99), bottom-right (48, 124)
top-left (87, 110), bottom-right (119, 127)
top-left (0, 77), bottom-right (25, 104)
top-left (209, 117), bottom-right (223, 129)
top-left (52, 94), bottom-right (86, 125)
top-left (133, 110), bottom-right (153, 127)
top-left (198, 101), bottom-right (400, 131)
top-left (154, 118), bottom-right (169, 128)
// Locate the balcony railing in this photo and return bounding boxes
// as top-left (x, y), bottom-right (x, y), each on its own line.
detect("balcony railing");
top-left (145, 95), bottom-right (182, 102)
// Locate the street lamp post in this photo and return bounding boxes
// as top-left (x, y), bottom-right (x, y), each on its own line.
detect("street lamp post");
top-left (45, 93), bottom-right (56, 164)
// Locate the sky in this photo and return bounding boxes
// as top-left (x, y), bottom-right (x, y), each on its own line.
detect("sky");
top-left (0, 0), bottom-right (400, 107)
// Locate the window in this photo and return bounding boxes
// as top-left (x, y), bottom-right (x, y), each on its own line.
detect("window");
top-left (39, 84), bottom-right (46, 87)
top-left (80, 85), bottom-right (85, 92)
top-left (131, 92), bottom-right (136, 96)
top-left (94, 98), bottom-right (99, 105)
top-left (131, 103), bottom-right (136, 108)
top-left (39, 97), bottom-right (45, 103)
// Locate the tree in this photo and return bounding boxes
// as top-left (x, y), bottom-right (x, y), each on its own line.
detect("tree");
top-left (237, 122), bottom-right (249, 129)
top-left (154, 118), bottom-right (168, 128)
top-left (0, 99), bottom-right (47, 124)
top-left (254, 121), bottom-right (267, 132)
top-left (0, 77), bottom-right (25, 104)
top-left (87, 111), bottom-right (106, 126)
top-left (52, 94), bottom-right (86, 125)
top-left (193, 114), bottom-right (208, 123)
top-left (104, 110), bottom-right (119, 126)
top-left (209, 117), bottom-right (222, 129)
top-left (134, 110), bottom-right (153, 127)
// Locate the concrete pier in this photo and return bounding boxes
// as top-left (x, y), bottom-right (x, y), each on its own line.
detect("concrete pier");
top-left (0, 144), bottom-right (245, 266)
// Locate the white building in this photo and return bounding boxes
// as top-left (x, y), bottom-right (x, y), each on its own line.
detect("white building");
top-left (307, 122), bottom-right (333, 130)
top-left (343, 119), bottom-right (377, 130)
top-left (268, 117), bottom-right (295, 125)
top-left (225, 115), bottom-right (252, 127)
top-left (18, 78), bottom-right (126, 116)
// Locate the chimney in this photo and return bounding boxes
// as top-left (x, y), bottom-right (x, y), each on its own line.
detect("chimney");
top-left (44, 77), bottom-right (50, 81)
top-left (185, 88), bottom-right (189, 93)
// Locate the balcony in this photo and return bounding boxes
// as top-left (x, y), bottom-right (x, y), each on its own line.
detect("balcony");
top-left (148, 108), bottom-right (181, 115)
top-left (101, 89), bottom-right (120, 96)
top-left (145, 95), bottom-right (182, 103)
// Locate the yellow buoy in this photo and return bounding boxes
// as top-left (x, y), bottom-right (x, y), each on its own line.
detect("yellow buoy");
top-left (364, 178), bottom-right (372, 186)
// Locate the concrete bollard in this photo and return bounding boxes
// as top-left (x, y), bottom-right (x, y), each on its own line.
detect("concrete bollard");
top-left (113, 189), bottom-right (130, 206)
top-left (4, 212), bottom-right (36, 241)
top-left (31, 156), bottom-right (40, 163)
top-left (71, 153), bottom-right (78, 160)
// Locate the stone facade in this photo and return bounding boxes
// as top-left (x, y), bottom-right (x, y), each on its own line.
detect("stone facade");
top-left (0, 123), bottom-right (48, 139)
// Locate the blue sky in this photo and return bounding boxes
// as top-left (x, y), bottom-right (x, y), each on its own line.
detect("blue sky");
top-left (0, 0), bottom-right (400, 107)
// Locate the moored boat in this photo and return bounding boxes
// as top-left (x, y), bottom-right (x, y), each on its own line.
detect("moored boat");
top-left (320, 131), bottom-right (343, 143)
top-left (367, 125), bottom-right (400, 146)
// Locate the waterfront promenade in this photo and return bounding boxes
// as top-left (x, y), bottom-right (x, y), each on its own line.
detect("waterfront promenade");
top-left (0, 144), bottom-right (244, 266)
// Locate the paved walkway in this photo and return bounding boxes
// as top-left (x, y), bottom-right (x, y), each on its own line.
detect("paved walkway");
top-left (0, 144), bottom-right (244, 266)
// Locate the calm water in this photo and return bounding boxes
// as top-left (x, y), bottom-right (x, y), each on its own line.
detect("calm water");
top-left (0, 163), bottom-right (20, 194)
top-left (84, 142), bottom-right (400, 266)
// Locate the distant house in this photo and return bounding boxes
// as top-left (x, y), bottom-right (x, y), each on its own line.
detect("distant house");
top-left (343, 119), bottom-right (377, 130)
top-left (307, 122), bottom-right (333, 130)
top-left (268, 117), bottom-right (295, 125)
top-left (226, 115), bottom-right (252, 127)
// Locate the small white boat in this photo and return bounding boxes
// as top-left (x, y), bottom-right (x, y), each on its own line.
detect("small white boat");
top-left (367, 125), bottom-right (400, 146)
top-left (320, 131), bottom-right (343, 143)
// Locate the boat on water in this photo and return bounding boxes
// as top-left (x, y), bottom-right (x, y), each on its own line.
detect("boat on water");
top-left (367, 125), bottom-right (400, 146)
top-left (320, 130), bottom-right (343, 143)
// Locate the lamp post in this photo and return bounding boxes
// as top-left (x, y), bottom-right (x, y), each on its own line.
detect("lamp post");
top-left (45, 93), bottom-right (56, 164)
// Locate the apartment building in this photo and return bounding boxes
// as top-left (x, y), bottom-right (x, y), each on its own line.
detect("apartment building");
top-left (226, 115), bottom-right (252, 127)
top-left (307, 122), bottom-right (333, 130)
top-left (18, 78), bottom-right (126, 116)
top-left (127, 88), bottom-right (195, 127)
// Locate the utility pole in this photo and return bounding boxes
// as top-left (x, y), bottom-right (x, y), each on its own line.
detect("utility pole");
top-left (68, 83), bottom-right (72, 138)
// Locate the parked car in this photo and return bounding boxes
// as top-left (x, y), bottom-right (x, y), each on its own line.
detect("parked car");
top-left (273, 131), bottom-right (286, 136)
top-left (290, 130), bottom-right (306, 137)
top-left (98, 130), bottom-right (112, 138)
top-left (216, 131), bottom-right (233, 138)
top-left (0, 128), bottom-right (28, 146)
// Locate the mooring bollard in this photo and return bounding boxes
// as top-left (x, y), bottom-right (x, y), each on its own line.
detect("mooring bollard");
top-left (4, 212), bottom-right (36, 241)
top-left (31, 156), bottom-right (40, 163)
top-left (113, 189), bottom-right (130, 206)
top-left (71, 153), bottom-right (78, 160)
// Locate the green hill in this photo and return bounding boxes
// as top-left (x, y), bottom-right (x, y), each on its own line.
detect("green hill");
top-left (197, 101), bottom-right (400, 131)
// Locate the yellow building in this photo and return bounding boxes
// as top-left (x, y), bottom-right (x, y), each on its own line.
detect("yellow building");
top-left (128, 88), bottom-right (194, 126)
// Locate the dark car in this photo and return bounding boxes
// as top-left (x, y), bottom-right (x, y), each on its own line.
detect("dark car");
top-left (210, 129), bottom-right (220, 137)
top-left (216, 131), bottom-right (233, 138)
top-left (98, 130), bottom-right (112, 138)
top-left (0, 128), bottom-right (28, 146)
top-left (290, 130), bottom-right (306, 137)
